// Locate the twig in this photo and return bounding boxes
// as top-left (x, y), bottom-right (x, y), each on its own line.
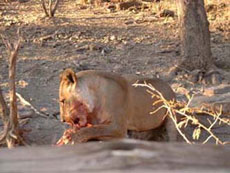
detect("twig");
top-left (16, 92), bottom-right (48, 118)
top-left (169, 109), bottom-right (192, 144)
top-left (39, 30), bottom-right (59, 42)
top-left (175, 109), bottom-right (224, 145)
top-left (208, 109), bottom-right (221, 131)
top-left (133, 81), bottom-right (230, 145)
top-left (133, 81), bottom-right (192, 144)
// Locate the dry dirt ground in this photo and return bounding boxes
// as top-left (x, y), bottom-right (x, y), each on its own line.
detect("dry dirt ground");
top-left (0, 0), bottom-right (229, 145)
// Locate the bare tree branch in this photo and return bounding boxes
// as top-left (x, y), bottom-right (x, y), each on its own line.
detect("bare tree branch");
top-left (133, 81), bottom-right (230, 145)
top-left (41, 0), bottom-right (49, 17)
top-left (48, 0), bottom-right (52, 17)
top-left (51, 0), bottom-right (60, 17)
top-left (41, 0), bottom-right (60, 17)
top-left (16, 92), bottom-right (48, 118)
top-left (0, 28), bottom-right (24, 148)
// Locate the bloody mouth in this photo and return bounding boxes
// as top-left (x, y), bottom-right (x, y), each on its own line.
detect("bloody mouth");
top-left (67, 100), bottom-right (91, 129)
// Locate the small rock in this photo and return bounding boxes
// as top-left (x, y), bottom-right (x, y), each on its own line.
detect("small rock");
top-left (204, 85), bottom-right (230, 96)
top-left (110, 0), bottom-right (121, 2)
top-left (159, 9), bottom-right (175, 18)
top-left (75, 45), bottom-right (89, 52)
top-left (206, 4), bottom-right (217, 13)
top-left (209, 14), bottom-right (216, 21)
top-left (176, 87), bottom-right (189, 95)
top-left (219, 3), bottom-right (226, 9)
top-left (216, 26), bottom-right (224, 32)
top-left (118, 1), bottom-right (142, 10)
top-left (18, 0), bottom-right (29, 3)
top-left (116, 44), bottom-right (125, 51)
top-left (114, 64), bottom-right (122, 71)
top-left (89, 44), bottom-right (97, 51)
top-left (107, 4), bottom-right (116, 13)
top-left (18, 80), bottom-right (29, 88)
top-left (125, 20), bottom-right (134, 25)
top-left (110, 35), bottom-right (116, 41)
top-left (79, 5), bottom-right (88, 10)
top-left (210, 72), bottom-right (222, 85)
top-left (202, 71), bottom-right (222, 85)
top-left (188, 69), bottom-right (204, 83)
top-left (213, 102), bottom-right (230, 116)
top-left (104, 36), bottom-right (110, 43)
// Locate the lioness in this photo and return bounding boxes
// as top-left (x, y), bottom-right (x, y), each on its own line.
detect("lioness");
top-left (58, 69), bottom-right (177, 144)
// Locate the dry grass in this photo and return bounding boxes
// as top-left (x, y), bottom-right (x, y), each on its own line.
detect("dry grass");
top-left (133, 81), bottom-right (230, 145)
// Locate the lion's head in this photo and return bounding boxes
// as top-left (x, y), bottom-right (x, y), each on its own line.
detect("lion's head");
top-left (59, 69), bottom-right (89, 128)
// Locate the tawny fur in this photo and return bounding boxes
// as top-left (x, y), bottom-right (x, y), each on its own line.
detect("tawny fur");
top-left (59, 69), bottom-right (177, 142)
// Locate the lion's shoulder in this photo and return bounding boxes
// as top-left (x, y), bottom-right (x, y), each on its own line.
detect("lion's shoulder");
top-left (76, 70), bottom-right (128, 91)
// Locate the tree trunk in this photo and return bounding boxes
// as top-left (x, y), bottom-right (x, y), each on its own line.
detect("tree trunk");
top-left (177, 0), bottom-right (213, 71)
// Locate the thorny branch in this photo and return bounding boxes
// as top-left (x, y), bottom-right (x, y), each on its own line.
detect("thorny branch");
top-left (133, 81), bottom-right (230, 145)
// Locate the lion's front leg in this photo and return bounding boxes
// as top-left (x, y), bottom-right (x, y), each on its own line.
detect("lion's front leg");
top-left (58, 124), bottom-right (126, 145)
top-left (74, 124), bottom-right (126, 142)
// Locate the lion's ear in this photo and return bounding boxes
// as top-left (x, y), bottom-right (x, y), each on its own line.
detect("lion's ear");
top-left (60, 68), bottom-right (77, 84)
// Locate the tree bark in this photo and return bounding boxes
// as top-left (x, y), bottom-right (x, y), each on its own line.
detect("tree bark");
top-left (177, 0), bottom-right (213, 71)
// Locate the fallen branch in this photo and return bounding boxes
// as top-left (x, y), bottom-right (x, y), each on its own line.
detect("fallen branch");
top-left (16, 92), bottom-right (48, 118)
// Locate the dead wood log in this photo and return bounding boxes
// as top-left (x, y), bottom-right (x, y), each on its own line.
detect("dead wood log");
top-left (0, 139), bottom-right (229, 173)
